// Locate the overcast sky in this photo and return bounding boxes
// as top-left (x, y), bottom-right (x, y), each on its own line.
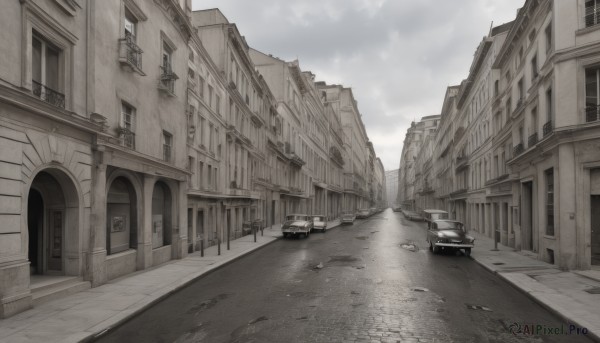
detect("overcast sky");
top-left (192, 0), bottom-right (524, 171)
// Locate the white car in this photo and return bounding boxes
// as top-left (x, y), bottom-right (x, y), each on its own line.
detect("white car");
top-left (311, 215), bottom-right (327, 233)
top-left (341, 212), bottom-right (355, 224)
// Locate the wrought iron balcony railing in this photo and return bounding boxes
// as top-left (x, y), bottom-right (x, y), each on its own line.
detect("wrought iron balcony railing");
top-left (118, 34), bottom-right (143, 71)
top-left (528, 132), bottom-right (538, 148)
top-left (32, 80), bottom-right (65, 108)
top-left (585, 8), bottom-right (600, 28)
top-left (118, 127), bottom-right (135, 149)
top-left (543, 120), bottom-right (552, 137)
top-left (158, 65), bottom-right (178, 94)
top-left (586, 105), bottom-right (600, 123)
top-left (513, 142), bottom-right (524, 157)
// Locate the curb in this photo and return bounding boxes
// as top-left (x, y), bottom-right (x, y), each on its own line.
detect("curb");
top-left (84, 236), bottom-right (282, 342)
top-left (470, 256), bottom-right (600, 342)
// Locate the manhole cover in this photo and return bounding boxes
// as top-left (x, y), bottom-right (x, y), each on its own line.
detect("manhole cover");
top-left (466, 304), bottom-right (492, 311)
top-left (492, 262), bottom-right (505, 265)
top-left (585, 287), bottom-right (600, 294)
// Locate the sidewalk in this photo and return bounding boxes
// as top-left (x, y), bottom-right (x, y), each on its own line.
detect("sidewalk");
top-left (0, 219), bottom-right (340, 343)
top-left (468, 230), bottom-right (600, 341)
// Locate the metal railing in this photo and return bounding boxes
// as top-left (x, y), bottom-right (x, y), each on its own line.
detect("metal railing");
top-left (32, 80), bottom-right (65, 108)
top-left (159, 65), bottom-right (178, 94)
top-left (118, 128), bottom-right (135, 149)
top-left (585, 8), bottom-right (600, 27)
top-left (513, 143), bottom-right (524, 156)
top-left (119, 34), bottom-right (143, 70)
top-left (543, 120), bottom-right (553, 137)
top-left (586, 105), bottom-right (600, 123)
top-left (528, 132), bottom-right (538, 148)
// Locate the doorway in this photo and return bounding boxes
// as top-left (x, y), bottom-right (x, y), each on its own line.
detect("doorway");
top-left (522, 181), bottom-right (533, 251)
top-left (27, 170), bottom-right (79, 276)
top-left (592, 195), bottom-right (600, 266)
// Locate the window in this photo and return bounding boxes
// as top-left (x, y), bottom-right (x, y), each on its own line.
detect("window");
top-left (198, 75), bottom-right (205, 98)
top-left (208, 85), bottom-right (214, 108)
top-left (586, 67), bottom-right (600, 122)
top-left (209, 123), bottom-right (214, 153)
top-left (544, 87), bottom-right (553, 136)
top-left (531, 55), bottom-right (538, 79)
top-left (545, 23), bottom-right (552, 53)
top-left (494, 80), bottom-right (499, 97)
top-left (198, 161), bottom-right (204, 189)
top-left (517, 78), bottom-right (524, 103)
top-left (163, 130), bottom-right (173, 162)
top-left (124, 8), bottom-right (137, 39)
top-left (586, 0), bottom-right (600, 27)
top-left (199, 117), bottom-right (206, 147)
top-left (545, 168), bottom-right (554, 236)
top-left (215, 94), bottom-right (221, 115)
top-left (32, 33), bottom-right (64, 108)
top-left (530, 107), bottom-right (538, 135)
top-left (120, 102), bottom-right (136, 149)
top-left (159, 38), bottom-right (177, 94)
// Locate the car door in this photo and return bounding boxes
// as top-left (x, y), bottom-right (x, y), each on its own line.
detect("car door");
top-left (427, 222), bottom-right (437, 243)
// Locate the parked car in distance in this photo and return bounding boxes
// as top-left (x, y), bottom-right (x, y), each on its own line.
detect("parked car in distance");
top-left (356, 208), bottom-right (371, 219)
top-left (311, 215), bottom-right (327, 233)
top-left (422, 209), bottom-right (449, 229)
top-left (341, 212), bottom-right (356, 224)
top-left (392, 206), bottom-right (402, 212)
top-left (426, 219), bottom-right (474, 256)
top-left (369, 207), bottom-right (378, 215)
top-left (403, 210), bottom-right (423, 221)
top-left (282, 214), bottom-right (313, 238)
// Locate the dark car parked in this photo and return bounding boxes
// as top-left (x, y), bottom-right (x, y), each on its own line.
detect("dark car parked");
top-left (426, 219), bottom-right (474, 256)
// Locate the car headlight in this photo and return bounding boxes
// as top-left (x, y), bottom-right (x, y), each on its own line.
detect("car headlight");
top-left (437, 238), bottom-right (448, 243)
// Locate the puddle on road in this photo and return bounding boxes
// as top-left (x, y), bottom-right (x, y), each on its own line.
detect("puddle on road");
top-left (187, 293), bottom-right (232, 314)
top-left (329, 255), bottom-right (359, 263)
top-left (400, 242), bottom-right (419, 252)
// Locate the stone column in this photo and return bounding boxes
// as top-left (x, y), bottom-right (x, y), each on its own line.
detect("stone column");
top-left (558, 143), bottom-right (576, 270)
top-left (174, 180), bottom-right (188, 259)
top-left (88, 158), bottom-right (107, 287)
top-left (138, 175), bottom-right (156, 270)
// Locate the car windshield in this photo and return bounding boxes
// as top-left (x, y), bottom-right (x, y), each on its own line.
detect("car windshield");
top-left (436, 221), bottom-right (464, 231)
top-left (287, 215), bottom-right (307, 221)
top-left (312, 216), bottom-right (323, 221)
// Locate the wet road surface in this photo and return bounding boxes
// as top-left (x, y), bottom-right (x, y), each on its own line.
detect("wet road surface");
top-left (96, 209), bottom-right (593, 343)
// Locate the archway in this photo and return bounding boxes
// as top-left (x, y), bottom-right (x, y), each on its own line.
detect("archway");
top-left (106, 177), bottom-right (138, 254)
top-left (27, 169), bottom-right (79, 276)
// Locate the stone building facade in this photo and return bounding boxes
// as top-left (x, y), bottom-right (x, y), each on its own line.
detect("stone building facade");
top-left (0, 2), bottom-right (382, 318)
top-left (398, 0), bottom-right (600, 271)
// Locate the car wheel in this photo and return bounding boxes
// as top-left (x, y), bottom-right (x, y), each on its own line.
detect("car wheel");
top-left (464, 248), bottom-right (471, 257)
top-left (283, 233), bottom-right (288, 238)
top-left (432, 244), bottom-right (440, 254)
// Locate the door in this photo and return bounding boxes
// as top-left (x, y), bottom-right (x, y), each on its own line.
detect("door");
top-left (592, 195), bottom-right (600, 266)
top-left (47, 210), bottom-right (63, 272)
top-left (522, 182), bottom-right (533, 251)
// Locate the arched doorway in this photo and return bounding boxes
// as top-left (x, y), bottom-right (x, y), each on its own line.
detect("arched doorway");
top-left (106, 177), bottom-right (138, 255)
top-left (27, 170), bottom-right (79, 276)
top-left (152, 181), bottom-right (172, 249)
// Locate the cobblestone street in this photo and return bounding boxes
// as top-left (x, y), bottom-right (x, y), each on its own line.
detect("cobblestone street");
top-left (97, 209), bottom-right (591, 343)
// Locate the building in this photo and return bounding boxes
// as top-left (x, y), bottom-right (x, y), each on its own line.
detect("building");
top-left (385, 169), bottom-right (399, 207)
top-left (0, 3), bottom-right (384, 318)
top-left (398, 0), bottom-right (600, 271)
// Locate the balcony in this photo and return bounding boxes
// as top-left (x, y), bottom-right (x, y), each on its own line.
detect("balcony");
top-left (528, 132), bottom-right (538, 148)
top-left (585, 8), bottom-right (600, 28)
top-left (586, 105), bottom-right (600, 123)
top-left (158, 65), bottom-right (178, 95)
top-left (32, 80), bottom-right (65, 108)
top-left (543, 120), bottom-right (553, 137)
top-left (118, 34), bottom-right (143, 74)
top-left (455, 155), bottom-right (468, 171)
top-left (117, 127), bottom-right (135, 149)
top-left (513, 143), bottom-right (524, 156)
